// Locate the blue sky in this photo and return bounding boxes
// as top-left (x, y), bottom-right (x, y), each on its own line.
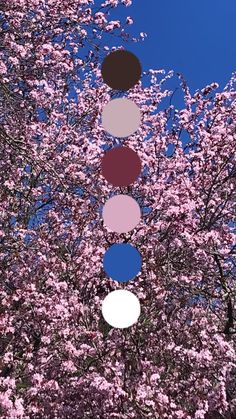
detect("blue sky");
top-left (108, 0), bottom-right (236, 95)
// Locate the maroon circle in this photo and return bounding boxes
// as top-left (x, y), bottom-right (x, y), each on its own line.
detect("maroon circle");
top-left (101, 146), bottom-right (142, 187)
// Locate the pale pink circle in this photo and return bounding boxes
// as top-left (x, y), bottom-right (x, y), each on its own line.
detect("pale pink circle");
top-left (101, 98), bottom-right (141, 138)
top-left (102, 194), bottom-right (141, 234)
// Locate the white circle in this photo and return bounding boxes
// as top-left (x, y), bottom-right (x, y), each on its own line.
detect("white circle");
top-left (101, 290), bottom-right (141, 329)
top-left (101, 98), bottom-right (141, 138)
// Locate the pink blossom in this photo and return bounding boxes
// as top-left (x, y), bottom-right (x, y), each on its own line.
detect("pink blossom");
top-left (0, 61), bottom-right (7, 74)
top-left (122, 0), bottom-right (132, 5)
top-left (126, 16), bottom-right (133, 25)
top-left (105, 20), bottom-right (121, 31)
top-left (41, 43), bottom-right (53, 54)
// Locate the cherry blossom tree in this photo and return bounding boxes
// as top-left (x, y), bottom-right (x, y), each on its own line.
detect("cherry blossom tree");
top-left (0, 1), bottom-right (236, 418)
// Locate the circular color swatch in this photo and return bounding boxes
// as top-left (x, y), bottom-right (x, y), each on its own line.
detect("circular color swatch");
top-left (102, 194), bottom-right (141, 234)
top-left (103, 243), bottom-right (142, 282)
top-left (102, 98), bottom-right (141, 138)
top-left (101, 289), bottom-right (141, 329)
top-left (101, 146), bottom-right (141, 187)
top-left (101, 50), bottom-right (142, 91)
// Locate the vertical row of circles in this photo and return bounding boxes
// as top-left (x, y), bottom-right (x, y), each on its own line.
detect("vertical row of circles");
top-left (99, 50), bottom-right (143, 329)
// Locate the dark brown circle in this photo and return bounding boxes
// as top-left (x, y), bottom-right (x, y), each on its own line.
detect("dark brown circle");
top-left (101, 50), bottom-right (142, 91)
top-left (101, 146), bottom-right (142, 187)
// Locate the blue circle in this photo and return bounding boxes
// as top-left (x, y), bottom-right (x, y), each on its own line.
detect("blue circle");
top-left (103, 243), bottom-right (142, 282)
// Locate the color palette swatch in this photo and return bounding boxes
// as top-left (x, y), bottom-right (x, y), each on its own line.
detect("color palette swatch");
top-left (101, 50), bottom-right (141, 91)
top-left (100, 49), bottom-right (143, 329)
top-left (102, 194), bottom-right (141, 234)
top-left (103, 243), bottom-right (142, 283)
top-left (101, 290), bottom-right (141, 329)
top-left (101, 146), bottom-right (141, 187)
top-left (101, 98), bottom-right (141, 138)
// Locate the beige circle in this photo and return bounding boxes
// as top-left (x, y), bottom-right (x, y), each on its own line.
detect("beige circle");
top-left (101, 98), bottom-right (141, 138)
top-left (102, 194), bottom-right (141, 233)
